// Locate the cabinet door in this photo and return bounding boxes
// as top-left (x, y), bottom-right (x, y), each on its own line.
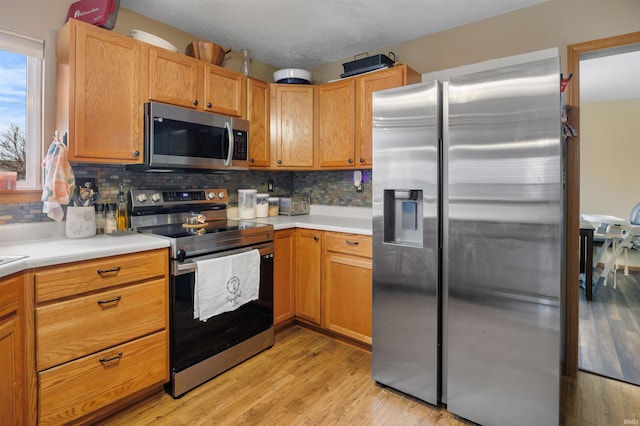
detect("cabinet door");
top-left (316, 79), bottom-right (356, 168)
top-left (355, 66), bottom-right (406, 167)
top-left (148, 47), bottom-right (200, 109)
top-left (247, 78), bottom-right (270, 168)
top-left (274, 229), bottom-right (295, 327)
top-left (0, 274), bottom-right (24, 426)
top-left (323, 233), bottom-right (372, 344)
top-left (295, 229), bottom-right (322, 324)
top-left (203, 65), bottom-right (246, 117)
top-left (270, 84), bottom-right (314, 168)
top-left (60, 20), bottom-right (143, 163)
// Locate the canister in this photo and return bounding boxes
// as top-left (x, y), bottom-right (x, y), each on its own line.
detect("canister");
top-left (256, 193), bottom-right (269, 218)
top-left (267, 197), bottom-right (280, 216)
top-left (238, 189), bottom-right (257, 219)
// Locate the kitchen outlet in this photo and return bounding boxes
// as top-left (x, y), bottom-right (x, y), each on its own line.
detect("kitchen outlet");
top-left (354, 171), bottom-right (363, 192)
top-left (268, 178), bottom-right (274, 192)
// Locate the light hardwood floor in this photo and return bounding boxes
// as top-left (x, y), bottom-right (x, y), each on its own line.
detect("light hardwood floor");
top-left (103, 326), bottom-right (640, 425)
top-left (579, 268), bottom-right (640, 385)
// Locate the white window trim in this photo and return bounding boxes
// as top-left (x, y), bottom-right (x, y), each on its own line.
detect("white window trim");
top-left (0, 28), bottom-right (44, 190)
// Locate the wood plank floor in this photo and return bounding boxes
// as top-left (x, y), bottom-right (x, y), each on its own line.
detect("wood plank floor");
top-left (102, 326), bottom-right (640, 425)
top-left (579, 268), bottom-right (640, 385)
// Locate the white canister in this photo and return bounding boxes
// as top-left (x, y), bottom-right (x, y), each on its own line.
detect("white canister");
top-left (256, 193), bottom-right (269, 218)
top-left (65, 206), bottom-right (97, 239)
top-left (238, 189), bottom-right (257, 219)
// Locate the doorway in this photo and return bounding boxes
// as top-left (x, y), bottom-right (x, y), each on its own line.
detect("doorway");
top-left (565, 31), bottom-right (640, 381)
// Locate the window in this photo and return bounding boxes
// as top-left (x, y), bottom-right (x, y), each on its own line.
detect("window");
top-left (0, 28), bottom-right (43, 190)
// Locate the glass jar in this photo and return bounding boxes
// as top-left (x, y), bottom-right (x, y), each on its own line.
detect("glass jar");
top-left (240, 49), bottom-right (252, 77)
top-left (104, 203), bottom-right (117, 234)
top-left (238, 189), bottom-right (257, 219)
top-left (95, 203), bottom-right (105, 235)
top-left (267, 197), bottom-right (280, 216)
top-left (256, 193), bottom-right (269, 218)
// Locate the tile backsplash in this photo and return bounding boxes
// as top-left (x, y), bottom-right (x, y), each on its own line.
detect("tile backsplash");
top-left (0, 165), bottom-right (371, 224)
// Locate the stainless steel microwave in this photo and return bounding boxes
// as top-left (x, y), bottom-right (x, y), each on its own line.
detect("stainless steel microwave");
top-left (128, 102), bottom-right (249, 172)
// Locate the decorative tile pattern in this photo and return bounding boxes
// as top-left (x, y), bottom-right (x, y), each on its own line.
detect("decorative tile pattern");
top-left (0, 165), bottom-right (372, 224)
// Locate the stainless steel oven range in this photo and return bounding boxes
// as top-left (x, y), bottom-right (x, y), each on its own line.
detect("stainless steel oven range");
top-left (130, 188), bottom-right (274, 398)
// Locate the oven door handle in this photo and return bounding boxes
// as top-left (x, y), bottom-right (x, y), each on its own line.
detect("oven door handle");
top-left (224, 122), bottom-right (233, 167)
top-left (174, 243), bottom-right (273, 276)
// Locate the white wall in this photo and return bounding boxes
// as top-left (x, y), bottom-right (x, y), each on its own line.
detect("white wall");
top-left (580, 98), bottom-right (640, 220)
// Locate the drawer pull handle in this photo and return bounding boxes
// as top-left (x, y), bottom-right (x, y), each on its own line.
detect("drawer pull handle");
top-left (346, 240), bottom-right (359, 246)
top-left (99, 352), bottom-right (123, 364)
top-left (97, 266), bottom-right (121, 274)
top-left (97, 296), bottom-right (121, 305)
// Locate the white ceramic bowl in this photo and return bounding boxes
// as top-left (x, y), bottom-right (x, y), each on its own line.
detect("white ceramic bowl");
top-left (273, 68), bottom-right (312, 83)
top-left (130, 29), bottom-right (178, 52)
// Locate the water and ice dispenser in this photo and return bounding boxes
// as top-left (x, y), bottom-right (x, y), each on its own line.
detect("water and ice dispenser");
top-left (383, 190), bottom-right (423, 246)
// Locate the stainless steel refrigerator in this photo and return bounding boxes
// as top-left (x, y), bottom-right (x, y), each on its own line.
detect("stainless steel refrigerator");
top-left (371, 56), bottom-right (563, 426)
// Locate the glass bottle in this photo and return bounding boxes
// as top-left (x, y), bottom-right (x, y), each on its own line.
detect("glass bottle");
top-left (105, 203), bottom-right (117, 234)
top-left (240, 49), bottom-right (252, 77)
top-left (95, 203), bottom-right (105, 235)
top-left (116, 183), bottom-right (129, 231)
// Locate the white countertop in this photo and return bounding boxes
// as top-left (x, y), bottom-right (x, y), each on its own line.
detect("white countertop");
top-left (232, 205), bottom-right (373, 235)
top-left (0, 205), bottom-right (372, 279)
top-left (0, 222), bottom-right (169, 278)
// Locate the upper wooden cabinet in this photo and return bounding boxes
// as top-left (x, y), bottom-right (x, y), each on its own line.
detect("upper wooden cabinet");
top-left (315, 79), bottom-right (356, 168)
top-left (355, 65), bottom-right (421, 166)
top-left (247, 78), bottom-right (270, 168)
top-left (146, 47), bottom-right (246, 117)
top-left (270, 84), bottom-right (315, 169)
top-left (56, 19), bottom-right (143, 164)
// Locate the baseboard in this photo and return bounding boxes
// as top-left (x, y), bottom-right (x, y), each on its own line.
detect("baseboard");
top-left (275, 319), bottom-right (372, 353)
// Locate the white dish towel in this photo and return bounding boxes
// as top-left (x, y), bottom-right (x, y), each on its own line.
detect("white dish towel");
top-left (194, 249), bottom-right (261, 322)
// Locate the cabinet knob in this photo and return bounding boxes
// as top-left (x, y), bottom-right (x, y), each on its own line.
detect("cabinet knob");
top-left (277, 160), bottom-right (282, 165)
top-left (314, 235), bottom-right (319, 241)
top-left (359, 157), bottom-right (365, 163)
top-left (133, 150), bottom-right (140, 157)
top-left (250, 158), bottom-right (255, 163)
top-left (348, 158), bottom-right (353, 164)
top-left (207, 102), bottom-right (212, 108)
top-left (193, 99), bottom-right (199, 106)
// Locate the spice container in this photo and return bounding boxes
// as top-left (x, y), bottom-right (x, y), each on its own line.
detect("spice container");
top-left (238, 189), bottom-right (257, 219)
top-left (95, 203), bottom-right (105, 235)
top-left (268, 197), bottom-right (280, 216)
top-left (105, 203), bottom-right (117, 234)
top-left (256, 193), bottom-right (269, 218)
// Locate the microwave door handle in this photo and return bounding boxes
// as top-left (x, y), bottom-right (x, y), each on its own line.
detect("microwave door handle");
top-left (224, 122), bottom-right (233, 166)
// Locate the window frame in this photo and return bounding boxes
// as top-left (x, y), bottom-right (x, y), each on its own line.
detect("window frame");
top-left (0, 28), bottom-right (44, 201)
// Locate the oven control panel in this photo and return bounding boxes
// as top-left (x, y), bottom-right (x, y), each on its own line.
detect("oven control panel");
top-left (130, 188), bottom-right (228, 210)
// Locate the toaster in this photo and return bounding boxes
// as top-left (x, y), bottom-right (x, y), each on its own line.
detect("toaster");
top-left (278, 196), bottom-right (310, 216)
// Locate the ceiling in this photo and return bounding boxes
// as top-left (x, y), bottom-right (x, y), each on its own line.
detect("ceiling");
top-left (120, 0), bottom-right (547, 70)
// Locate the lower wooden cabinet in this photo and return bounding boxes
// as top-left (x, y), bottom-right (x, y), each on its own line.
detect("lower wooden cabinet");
top-left (274, 229), bottom-right (296, 327)
top-left (322, 232), bottom-right (372, 344)
top-left (33, 248), bottom-right (169, 425)
top-left (295, 229), bottom-right (322, 324)
top-left (0, 273), bottom-right (25, 425)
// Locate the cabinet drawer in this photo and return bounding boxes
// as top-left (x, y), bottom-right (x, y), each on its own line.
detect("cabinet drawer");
top-left (0, 274), bottom-right (20, 318)
top-left (35, 249), bottom-right (167, 303)
top-left (38, 330), bottom-right (167, 425)
top-left (324, 232), bottom-right (371, 258)
top-left (37, 278), bottom-right (166, 371)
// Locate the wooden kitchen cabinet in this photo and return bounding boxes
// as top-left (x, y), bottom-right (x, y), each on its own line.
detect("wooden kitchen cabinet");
top-left (56, 19), bottom-right (144, 164)
top-left (147, 47), bottom-right (246, 117)
top-left (316, 79), bottom-right (356, 168)
top-left (274, 229), bottom-right (295, 327)
top-left (33, 249), bottom-right (169, 425)
top-left (355, 64), bottom-right (421, 166)
top-left (270, 84), bottom-right (315, 169)
top-left (0, 273), bottom-right (25, 425)
top-left (247, 78), bottom-right (270, 168)
top-left (322, 232), bottom-right (372, 344)
top-left (295, 229), bottom-right (322, 324)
